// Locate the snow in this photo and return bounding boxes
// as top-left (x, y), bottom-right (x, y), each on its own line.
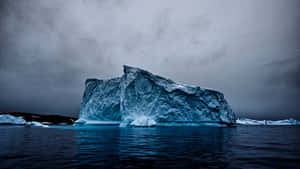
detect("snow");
top-left (236, 118), bottom-right (299, 125)
top-left (0, 115), bottom-right (26, 125)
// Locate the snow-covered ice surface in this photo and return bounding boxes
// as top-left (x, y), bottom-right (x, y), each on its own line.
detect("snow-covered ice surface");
top-left (77, 65), bottom-right (236, 127)
top-left (236, 118), bottom-right (299, 125)
top-left (0, 115), bottom-right (26, 125)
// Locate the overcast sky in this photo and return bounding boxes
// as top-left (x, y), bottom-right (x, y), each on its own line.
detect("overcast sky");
top-left (0, 0), bottom-right (299, 119)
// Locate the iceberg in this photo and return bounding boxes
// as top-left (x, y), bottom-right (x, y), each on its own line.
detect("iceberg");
top-left (77, 65), bottom-right (236, 127)
top-left (236, 118), bottom-right (299, 125)
top-left (0, 115), bottom-right (26, 125)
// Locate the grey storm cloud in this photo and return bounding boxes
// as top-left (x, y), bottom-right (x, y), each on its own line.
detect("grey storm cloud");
top-left (0, 0), bottom-right (299, 119)
top-left (264, 56), bottom-right (300, 89)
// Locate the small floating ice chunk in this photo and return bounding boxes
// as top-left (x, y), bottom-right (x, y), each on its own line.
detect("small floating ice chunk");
top-left (236, 118), bottom-right (298, 125)
top-left (26, 121), bottom-right (49, 127)
top-left (74, 118), bottom-right (87, 125)
top-left (266, 118), bottom-right (298, 125)
top-left (120, 116), bottom-right (156, 127)
top-left (42, 122), bottom-right (52, 125)
top-left (0, 115), bottom-right (26, 125)
top-left (74, 119), bottom-right (120, 126)
top-left (236, 118), bottom-right (266, 125)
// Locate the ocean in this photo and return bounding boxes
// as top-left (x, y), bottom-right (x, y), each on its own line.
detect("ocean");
top-left (0, 125), bottom-right (299, 169)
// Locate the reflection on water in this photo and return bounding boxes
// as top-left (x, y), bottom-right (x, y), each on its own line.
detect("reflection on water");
top-left (117, 128), bottom-right (233, 168)
top-left (0, 126), bottom-right (299, 169)
top-left (76, 127), bottom-right (235, 168)
top-left (0, 126), bottom-right (78, 168)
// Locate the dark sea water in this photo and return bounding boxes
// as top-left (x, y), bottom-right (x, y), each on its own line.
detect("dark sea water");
top-left (0, 126), bottom-right (299, 169)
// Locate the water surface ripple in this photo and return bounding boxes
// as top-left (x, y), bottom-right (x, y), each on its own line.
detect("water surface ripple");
top-left (0, 126), bottom-right (299, 169)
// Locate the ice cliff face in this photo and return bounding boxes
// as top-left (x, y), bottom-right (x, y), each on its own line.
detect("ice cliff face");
top-left (80, 78), bottom-right (122, 121)
top-left (78, 65), bottom-right (236, 126)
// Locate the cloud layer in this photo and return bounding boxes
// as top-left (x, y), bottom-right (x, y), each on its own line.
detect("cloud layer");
top-left (0, 0), bottom-right (299, 119)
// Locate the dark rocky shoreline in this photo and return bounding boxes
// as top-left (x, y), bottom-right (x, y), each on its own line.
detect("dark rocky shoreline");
top-left (0, 112), bottom-right (77, 125)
